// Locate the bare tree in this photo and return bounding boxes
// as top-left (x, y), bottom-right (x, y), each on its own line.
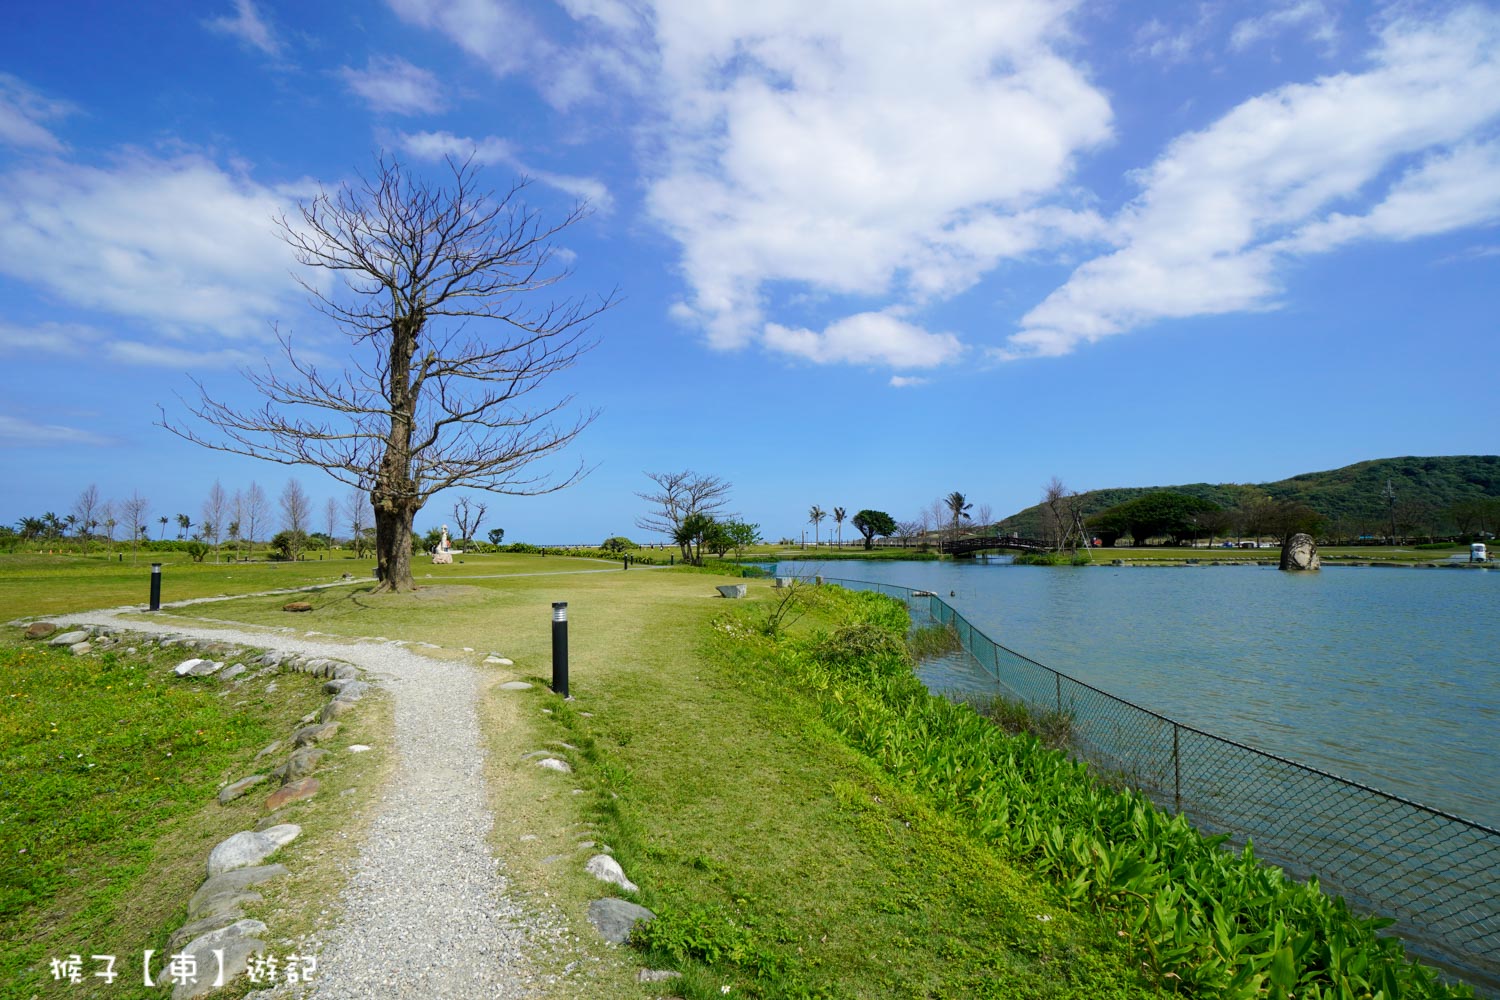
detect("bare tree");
top-left (120, 492), bottom-right (149, 563)
top-left (162, 155), bottom-right (611, 590)
top-left (280, 478), bottom-right (312, 560)
top-left (72, 484), bottom-right (103, 548)
top-left (100, 500), bottom-right (116, 543)
top-left (323, 495), bottom-right (340, 549)
top-left (345, 488), bottom-right (372, 558)
top-left (975, 503), bottom-right (993, 532)
top-left (202, 479), bottom-right (227, 562)
top-left (451, 495), bottom-right (487, 548)
top-left (244, 481), bottom-right (269, 561)
top-left (636, 471), bottom-right (733, 563)
top-left (1042, 477), bottom-right (1068, 551)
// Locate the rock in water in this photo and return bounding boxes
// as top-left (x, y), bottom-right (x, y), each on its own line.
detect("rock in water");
top-left (1279, 533), bottom-right (1321, 572)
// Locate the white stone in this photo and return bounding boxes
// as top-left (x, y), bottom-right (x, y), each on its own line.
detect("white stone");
top-left (175, 658), bottom-right (207, 676)
top-left (536, 757), bottom-right (572, 773)
top-left (585, 854), bottom-right (639, 892)
top-left (207, 825), bottom-right (301, 876)
top-left (49, 630), bottom-right (90, 646)
top-left (347, 744), bottom-right (372, 753)
top-left (499, 680), bottom-right (533, 690)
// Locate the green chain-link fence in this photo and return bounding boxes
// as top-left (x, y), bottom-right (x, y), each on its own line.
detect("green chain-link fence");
top-left (812, 576), bottom-right (1499, 993)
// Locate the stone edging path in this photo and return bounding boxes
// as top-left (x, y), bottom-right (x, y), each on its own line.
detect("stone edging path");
top-left (50, 602), bottom-right (568, 1000)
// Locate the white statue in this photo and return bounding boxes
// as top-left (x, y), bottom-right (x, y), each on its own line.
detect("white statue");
top-left (433, 524), bottom-right (453, 565)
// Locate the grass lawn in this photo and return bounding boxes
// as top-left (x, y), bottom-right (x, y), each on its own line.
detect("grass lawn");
top-left (29, 547), bottom-right (1472, 996)
top-left (5, 555), bottom-right (1162, 997)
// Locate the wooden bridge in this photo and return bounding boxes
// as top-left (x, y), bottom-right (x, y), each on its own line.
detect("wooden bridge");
top-left (944, 532), bottom-right (1053, 556)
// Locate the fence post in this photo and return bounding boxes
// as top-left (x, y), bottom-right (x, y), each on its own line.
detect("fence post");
top-left (1173, 724), bottom-right (1181, 814)
top-left (1055, 673), bottom-right (1062, 715)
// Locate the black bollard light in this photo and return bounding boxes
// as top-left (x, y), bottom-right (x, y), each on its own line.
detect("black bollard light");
top-left (622, 555), bottom-right (628, 571)
top-left (149, 563), bottom-right (162, 611)
top-left (551, 602), bottom-right (569, 698)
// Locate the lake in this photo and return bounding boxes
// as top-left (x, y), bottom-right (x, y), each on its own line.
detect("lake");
top-left (770, 558), bottom-right (1500, 829)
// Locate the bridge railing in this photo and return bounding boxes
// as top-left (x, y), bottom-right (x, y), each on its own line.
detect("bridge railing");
top-left (800, 574), bottom-right (1500, 994)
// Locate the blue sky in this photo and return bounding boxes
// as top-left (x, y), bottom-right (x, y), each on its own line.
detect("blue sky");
top-left (3, 0), bottom-right (1498, 545)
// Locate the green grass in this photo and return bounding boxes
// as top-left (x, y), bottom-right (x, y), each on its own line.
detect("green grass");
top-left (4, 553), bottom-right (1476, 997)
top-left (522, 585), bottom-right (1151, 998)
top-left (0, 637), bottom-right (330, 999)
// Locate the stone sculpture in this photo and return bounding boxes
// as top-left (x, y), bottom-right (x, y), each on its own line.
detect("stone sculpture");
top-left (1278, 532), bottom-right (1321, 572)
top-left (433, 524), bottom-right (453, 565)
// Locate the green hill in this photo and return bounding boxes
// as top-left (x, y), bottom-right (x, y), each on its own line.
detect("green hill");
top-left (996, 455), bottom-right (1500, 539)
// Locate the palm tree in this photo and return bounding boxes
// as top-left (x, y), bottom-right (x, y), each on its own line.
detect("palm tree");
top-left (808, 505), bottom-right (826, 546)
top-left (833, 506), bottom-right (847, 547)
top-left (944, 491), bottom-right (972, 549)
top-left (16, 516), bottom-right (44, 540)
top-left (176, 513), bottom-right (192, 540)
top-left (158, 515), bottom-right (169, 539)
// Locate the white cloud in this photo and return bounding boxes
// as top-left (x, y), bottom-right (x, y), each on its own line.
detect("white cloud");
top-left (1001, 6), bottom-right (1500, 361)
top-left (0, 322), bottom-right (264, 368)
top-left (386, 0), bottom-right (649, 109)
top-left (384, 0), bottom-right (537, 76)
top-left (204, 0), bottom-right (281, 56)
top-left (763, 312), bottom-right (964, 369)
top-left (1230, 1), bottom-right (1338, 53)
top-left (643, 0), bottom-right (1113, 355)
top-left (0, 73), bottom-right (73, 152)
top-left (397, 130), bottom-right (613, 210)
top-left (889, 375), bottom-right (930, 388)
top-left (340, 55), bottom-right (444, 115)
top-left (0, 154), bottom-right (308, 338)
top-left (0, 414), bottom-right (114, 448)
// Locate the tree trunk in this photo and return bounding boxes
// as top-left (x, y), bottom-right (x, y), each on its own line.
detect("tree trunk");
top-left (372, 503), bottom-right (415, 590)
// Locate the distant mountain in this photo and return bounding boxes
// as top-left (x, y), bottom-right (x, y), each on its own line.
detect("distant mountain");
top-left (996, 456), bottom-right (1500, 537)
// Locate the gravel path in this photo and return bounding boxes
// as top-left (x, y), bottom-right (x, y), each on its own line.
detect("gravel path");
top-left (54, 604), bottom-right (563, 999)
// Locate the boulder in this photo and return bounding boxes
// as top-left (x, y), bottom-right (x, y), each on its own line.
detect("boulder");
top-left (206, 825), bottom-right (300, 876)
top-left (168, 911), bottom-right (258, 952)
top-left (273, 748), bottom-right (327, 783)
top-left (220, 663), bottom-right (247, 681)
top-left (49, 630), bottom-right (90, 646)
top-left (1279, 533), bottom-right (1322, 572)
top-left (169, 921), bottom-right (267, 999)
top-left (587, 897), bottom-right (656, 944)
top-left (24, 622), bottom-right (58, 640)
top-left (265, 777), bottom-right (320, 810)
top-left (320, 699), bottom-right (356, 722)
top-left (217, 775), bottom-right (269, 805)
top-left (322, 678), bottom-right (367, 697)
top-left (292, 722), bottom-right (339, 748)
top-left (70, 642), bottom-right (93, 656)
top-left (585, 853), bottom-right (639, 892)
top-left (716, 584), bottom-right (748, 599)
top-left (282, 602), bottom-right (313, 613)
top-left (188, 864), bottom-right (288, 916)
top-left (536, 757), bottom-right (572, 773)
top-left (175, 658), bottom-right (224, 677)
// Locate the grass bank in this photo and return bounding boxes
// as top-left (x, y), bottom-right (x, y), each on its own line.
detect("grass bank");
top-left (0, 632), bottom-right (391, 1000)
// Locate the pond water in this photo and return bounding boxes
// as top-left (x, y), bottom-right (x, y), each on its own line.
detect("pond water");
top-left (769, 559), bottom-right (1500, 829)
